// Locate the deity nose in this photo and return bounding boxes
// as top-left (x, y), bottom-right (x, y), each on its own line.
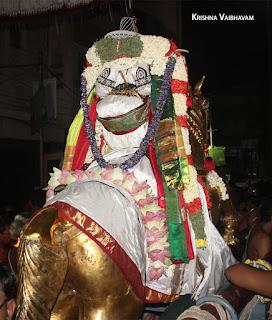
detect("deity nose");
top-left (119, 71), bottom-right (128, 86)
top-left (109, 71), bottom-right (144, 101)
top-left (115, 70), bottom-right (128, 87)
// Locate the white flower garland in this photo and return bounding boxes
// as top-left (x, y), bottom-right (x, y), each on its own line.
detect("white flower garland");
top-left (173, 94), bottom-right (188, 116)
top-left (172, 56), bottom-right (188, 81)
top-left (181, 126), bottom-right (192, 154)
top-left (183, 165), bottom-right (200, 203)
top-left (207, 170), bottom-right (229, 201)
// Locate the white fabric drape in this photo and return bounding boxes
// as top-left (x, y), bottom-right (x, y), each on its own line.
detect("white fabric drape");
top-left (45, 149), bottom-right (236, 300)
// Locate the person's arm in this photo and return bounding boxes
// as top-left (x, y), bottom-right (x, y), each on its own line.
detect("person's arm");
top-left (225, 263), bottom-right (272, 298)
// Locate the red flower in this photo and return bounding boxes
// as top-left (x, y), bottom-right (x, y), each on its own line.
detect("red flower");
top-left (187, 155), bottom-right (194, 166)
top-left (165, 39), bottom-right (181, 57)
top-left (177, 115), bottom-right (188, 128)
top-left (171, 79), bottom-right (188, 95)
top-left (186, 198), bottom-right (202, 214)
top-left (86, 59), bottom-right (92, 67)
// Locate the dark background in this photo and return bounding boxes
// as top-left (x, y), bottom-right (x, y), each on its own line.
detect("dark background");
top-left (181, 1), bottom-right (271, 182)
top-left (181, 1), bottom-right (270, 144)
top-left (132, 1), bottom-right (270, 145)
top-left (132, 1), bottom-right (271, 181)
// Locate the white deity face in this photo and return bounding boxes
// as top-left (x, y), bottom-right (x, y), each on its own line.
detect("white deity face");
top-left (95, 62), bottom-right (152, 149)
top-left (95, 62), bottom-right (151, 100)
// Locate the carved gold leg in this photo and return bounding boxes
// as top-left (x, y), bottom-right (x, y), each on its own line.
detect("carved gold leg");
top-left (16, 207), bottom-right (144, 320)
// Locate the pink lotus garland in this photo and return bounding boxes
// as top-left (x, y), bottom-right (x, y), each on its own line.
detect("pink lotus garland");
top-left (44, 167), bottom-right (172, 280)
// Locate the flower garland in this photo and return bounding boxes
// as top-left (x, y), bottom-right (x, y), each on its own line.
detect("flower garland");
top-left (77, 34), bottom-right (208, 247)
top-left (207, 170), bottom-right (229, 201)
top-left (81, 56), bottom-right (176, 171)
top-left (170, 54), bottom-right (208, 247)
top-left (44, 167), bottom-right (172, 281)
top-left (197, 175), bottom-right (212, 210)
top-left (84, 120), bottom-right (110, 165)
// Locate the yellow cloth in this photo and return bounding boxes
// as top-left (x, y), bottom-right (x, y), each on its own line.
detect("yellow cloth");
top-left (62, 89), bottom-right (95, 170)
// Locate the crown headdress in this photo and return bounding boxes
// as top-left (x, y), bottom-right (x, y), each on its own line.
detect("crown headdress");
top-left (105, 16), bottom-right (139, 39)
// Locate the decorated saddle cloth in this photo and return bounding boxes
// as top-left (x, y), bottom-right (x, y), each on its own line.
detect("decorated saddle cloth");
top-left (45, 149), bottom-right (236, 303)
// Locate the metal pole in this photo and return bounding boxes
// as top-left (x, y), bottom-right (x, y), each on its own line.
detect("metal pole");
top-left (209, 103), bottom-right (214, 148)
top-left (209, 123), bottom-right (214, 148)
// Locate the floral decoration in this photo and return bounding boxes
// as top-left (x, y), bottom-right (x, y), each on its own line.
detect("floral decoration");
top-left (207, 170), bottom-right (229, 201)
top-left (84, 35), bottom-right (172, 93)
top-left (81, 34), bottom-right (209, 248)
top-left (197, 175), bottom-right (212, 209)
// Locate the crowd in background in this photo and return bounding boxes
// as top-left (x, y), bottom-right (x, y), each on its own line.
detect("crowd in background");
top-left (0, 190), bottom-right (45, 271)
top-left (0, 189), bottom-right (45, 319)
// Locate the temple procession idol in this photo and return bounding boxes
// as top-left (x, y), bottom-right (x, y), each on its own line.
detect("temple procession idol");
top-left (16, 18), bottom-right (237, 320)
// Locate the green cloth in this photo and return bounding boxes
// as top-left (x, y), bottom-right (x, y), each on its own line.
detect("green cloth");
top-left (97, 98), bottom-right (150, 133)
top-left (151, 74), bottom-right (190, 262)
top-left (164, 188), bottom-right (189, 262)
top-left (151, 75), bottom-right (190, 190)
top-left (208, 146), bottom-right (226, 166)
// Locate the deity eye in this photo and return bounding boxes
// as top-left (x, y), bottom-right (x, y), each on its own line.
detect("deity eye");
top-left (133, 65), bottom-right (151, 96)
top-left (135, 67), bottom-right (151, 88)
top-left (97, 68), bottom-right (116, 89)
top-left (136, 67), bottom-right (147, 80)
top-left (96, 68), bottom-right (117, 99)
top-left (100, 67), bottom-right (111, 79)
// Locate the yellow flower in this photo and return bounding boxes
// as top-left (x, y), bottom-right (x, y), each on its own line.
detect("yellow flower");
top-left (196, 239), bottom-right (207, 248)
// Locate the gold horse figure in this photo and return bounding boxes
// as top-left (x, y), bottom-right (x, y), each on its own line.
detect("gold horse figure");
top-left (17, 206), bottom-right (144, 320)
top-left (16, 29), bottom-right (236, 320)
